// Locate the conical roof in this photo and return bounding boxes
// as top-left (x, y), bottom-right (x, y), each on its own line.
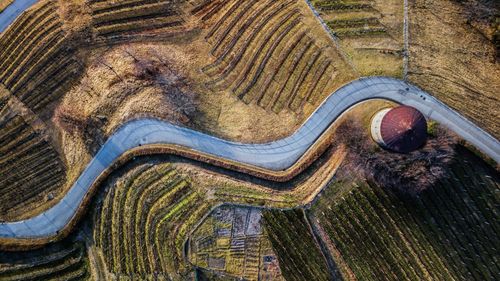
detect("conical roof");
top-left (380, 105), bottom-right (427, 153)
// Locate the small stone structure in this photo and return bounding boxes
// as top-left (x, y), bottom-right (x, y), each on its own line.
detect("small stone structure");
top-left (371, 105), bottom-right (427, 153)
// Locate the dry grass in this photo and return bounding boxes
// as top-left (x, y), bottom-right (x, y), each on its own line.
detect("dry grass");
top-left (312, 0), bottom-right (404, 77)
top-left (174, 100), bottom-right (393, 209)
top-left (408, 0), bottom-right (500, 138)
top-left (0, 0), bottom-right (13, 13)
top-left (7, 0), bottom-right (359, 221)
top-left (0, 0), bottom-right (495, 226)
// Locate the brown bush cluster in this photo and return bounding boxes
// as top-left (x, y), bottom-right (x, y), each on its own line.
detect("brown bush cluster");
top-left (335, 118), bottom-right (458, 195)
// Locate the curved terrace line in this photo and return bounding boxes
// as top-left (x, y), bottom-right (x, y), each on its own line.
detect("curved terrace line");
top-left (1, 77), bottom-right (499, 240)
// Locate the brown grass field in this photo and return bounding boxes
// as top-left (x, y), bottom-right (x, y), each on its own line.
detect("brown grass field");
top-left (0, 1), bottom-right (498, 280)
top-left (408, 0), bottom-right (500, 139)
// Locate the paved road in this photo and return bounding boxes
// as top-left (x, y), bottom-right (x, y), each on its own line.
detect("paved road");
top-left (0, 0), bottom-right (37, 33)
top-left (0, 77), bottom-right (498, 239)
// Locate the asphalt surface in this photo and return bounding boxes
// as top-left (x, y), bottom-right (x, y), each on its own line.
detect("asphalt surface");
top-left (0, 77), bottom-right (498, 239)
top-left (0, 0), bottom-right (37, 33)
top-left (0, 1), bottom-right (498, 240)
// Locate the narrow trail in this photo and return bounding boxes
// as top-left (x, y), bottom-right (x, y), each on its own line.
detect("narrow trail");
top-left (303, 0), bottom-right (359, 74)
top-left (403, 0), bottom-right (410, 79)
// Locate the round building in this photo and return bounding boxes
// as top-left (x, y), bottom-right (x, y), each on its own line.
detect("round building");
top-left (371, 105), bottom-right (427, 153)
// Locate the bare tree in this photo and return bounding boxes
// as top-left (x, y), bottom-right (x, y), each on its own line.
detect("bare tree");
top-left (96, 46), bottom-right (124, 82)
top-left (334, 118), bottom-right (457, 195)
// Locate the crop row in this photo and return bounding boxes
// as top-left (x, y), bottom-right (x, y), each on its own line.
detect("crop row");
top-left (89, 0), bottom-right (186, 39)
top-left (261, 209), bottom-right (331, 281)
top-left (190, 0), bottom-right (231, 22)
top-left (0, 1), bottom-right (82, 114)
top-left (315, 2), bottom-right (372, 11)
top-left (0, 1), bottom-right (53, 52)
top-left (203, 0), bottom-right (335, 113)
top-left (313, 0), bottom-right (388, 38)
top-left (0, 114), bottom-right (66, 218)
top-left (90, 0), bottom-right (170, 15)
top-left (312, 148), bottom-right (499, 280)
top-left (334, 27), bottom-right (387, 38)
top-left (93, 163), bottom-right (213, 278)
top-left (0, 242), bottom-right (88, 281)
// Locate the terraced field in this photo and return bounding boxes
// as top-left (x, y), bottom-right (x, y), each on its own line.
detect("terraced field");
top-left (311, 146), bottom-right (500, 280)
top-left (88, 0), bottom-right (187, 42)
top-left (0, 1), bottom-right (498, 280)
top-left (314, 0), bottom-right (387, 38)
top-left (262, 209), bottom-right (331, 281)
top-left (189, 0), bottom-right (232, 22)
top-left (0, 1), bottom-right (82, 115)
top-left (0, 241), bottom-right (88, 280)
top-left (312, 0), bottom-right (404, 76)
top-left (201, 0), bottom-right (354, 113)
top-left (0, 97), bottom-right (66, 220)
top-left (92, 162), bottom-right (214, 279)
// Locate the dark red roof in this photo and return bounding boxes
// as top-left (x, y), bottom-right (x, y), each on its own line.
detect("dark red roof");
top-left (380, 106), bottom-right (427, 153)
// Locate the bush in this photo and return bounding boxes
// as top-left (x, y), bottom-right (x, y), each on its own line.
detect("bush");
top-left (334, 118), bottom-right (458, 195)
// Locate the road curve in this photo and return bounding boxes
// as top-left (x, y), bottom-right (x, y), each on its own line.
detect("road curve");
top-left (0, 0), bottom-right (37, 33)
top-left (0, 77), bottom-right (498, 239)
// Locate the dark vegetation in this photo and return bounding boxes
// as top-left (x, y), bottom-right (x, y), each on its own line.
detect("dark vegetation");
top-left (195, 267), bottom-right (240, 281)
top-left (334, 118), bottom-right (457, 194)
top-left (312, 146), bottom-right (500, 280)
top-left (202, 0), bottom-right (342, 113)
top-left (0, 107), bottom-right (66, 219)
top-left (0, 238), bottom-right (89, 280)
top-left (261, 209), bottom-right (331, 281)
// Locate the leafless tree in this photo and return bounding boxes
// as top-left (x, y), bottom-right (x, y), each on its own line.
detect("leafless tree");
top-left (334, 118), bottom-right (457, 195)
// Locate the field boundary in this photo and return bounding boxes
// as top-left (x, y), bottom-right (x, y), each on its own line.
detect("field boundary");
top-left (0, 77), bottom-right (499, 249)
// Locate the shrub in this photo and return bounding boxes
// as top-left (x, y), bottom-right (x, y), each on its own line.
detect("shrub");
top-left (334, 118), bottom-right (457, 194)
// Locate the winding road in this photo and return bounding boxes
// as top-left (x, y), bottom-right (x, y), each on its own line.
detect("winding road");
top-left (0, 1), bottom-right (498, 242)
top-left (0, 77), bottom-right (499, 239)
top-left (0, 0), bottom-right (37, 32)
